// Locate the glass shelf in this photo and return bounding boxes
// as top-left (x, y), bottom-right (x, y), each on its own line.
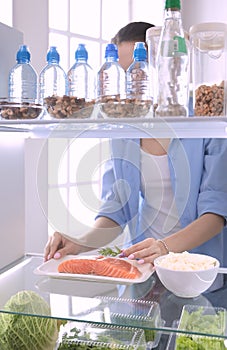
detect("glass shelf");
top-left (0, 254), bottom-right (227, 350)
top-left (0, 116), bottom-right (227, 138)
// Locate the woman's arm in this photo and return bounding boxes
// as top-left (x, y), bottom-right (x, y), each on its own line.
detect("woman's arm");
top-left (122, 213), bottom-right (225, 264)
top-left (44, 216), bottom-right (122, 261)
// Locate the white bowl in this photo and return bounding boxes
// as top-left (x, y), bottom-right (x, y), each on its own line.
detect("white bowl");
top-left (154, 253), bottom-right (220, 298)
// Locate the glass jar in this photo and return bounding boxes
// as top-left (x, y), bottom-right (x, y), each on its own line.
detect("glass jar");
top-left (189, 22), bottom-right (227, 117)
top-left (146, 26), bottom-right (162, 115)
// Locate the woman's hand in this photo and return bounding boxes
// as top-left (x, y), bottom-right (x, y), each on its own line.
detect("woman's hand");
top-left (121, 238), bottom-right (168, 264)
top-left (44, 232), bottom-right (81, 261)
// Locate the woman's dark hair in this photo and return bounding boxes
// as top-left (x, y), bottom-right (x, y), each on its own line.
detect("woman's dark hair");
top-left (111, 21), bottom-right (155, 45)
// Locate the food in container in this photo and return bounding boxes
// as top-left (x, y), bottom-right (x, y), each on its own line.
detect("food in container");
top-left (57, 322), bottom-right (147, 350)
top-left (189, 22), bottom-right (227, 117)
top-left (154, 252), bottom-right (220, 298)
top-left (0, 99), bottom-right (44, 119)
top-left (175, 304), bottom-right (226, 349)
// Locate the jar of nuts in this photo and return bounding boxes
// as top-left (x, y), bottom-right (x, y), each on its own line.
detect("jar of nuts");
top-left (189, 22), bottom-right (227, 117)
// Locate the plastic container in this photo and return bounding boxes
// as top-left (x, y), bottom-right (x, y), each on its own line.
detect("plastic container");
top-left (8, 45), bottom-right (38, 104)
top-left (57, 322), bottom-right (147, 350)
top-left (126, 42), bottom-right (152, 117)
top-left (96, 43), bottom-right (126, 118)
top-left (189, 22), bottom-right (227, 117)
top-left (69, 296), bottom-right (164, 349)
top-left (175, 305), bottom-right (226, 349)
top-left (39, 46), bottom-right (68, 118)
top-left (67, 43), bottom-right (95, 119)
top-left (155, 0), bottom-right (190, 117)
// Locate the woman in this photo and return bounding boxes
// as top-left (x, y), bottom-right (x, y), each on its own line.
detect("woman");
top-left (44, 22), bottom-right (227, 290)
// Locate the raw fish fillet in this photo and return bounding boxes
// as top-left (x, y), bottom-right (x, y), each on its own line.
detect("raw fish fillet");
top-left (58, 256), bottom-right (141, 279)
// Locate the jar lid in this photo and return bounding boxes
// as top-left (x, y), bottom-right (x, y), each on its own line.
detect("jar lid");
top-left (189, 22), bottom-right (227, 51)
top-left (146, 26), bottom-right (189, 42)
top-left (146, 26), bottom-right (162, 42)
top-left (189, 22), bottom-right (227, 36)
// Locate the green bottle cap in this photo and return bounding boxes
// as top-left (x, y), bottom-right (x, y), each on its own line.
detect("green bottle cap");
top-left (165, 0), bottom-right (181, 9)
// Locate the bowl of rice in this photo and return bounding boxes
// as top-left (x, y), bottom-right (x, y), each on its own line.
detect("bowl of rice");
top-left (154, 252), bottom-right (220, 298)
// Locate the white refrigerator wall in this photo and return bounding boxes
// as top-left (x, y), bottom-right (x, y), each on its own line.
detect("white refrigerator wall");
top-left (0, 23), bottom-right (24, 270)
top-left (0, 23), bottom-right (48, 270)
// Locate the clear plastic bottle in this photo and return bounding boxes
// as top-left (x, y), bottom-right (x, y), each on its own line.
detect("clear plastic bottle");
top-left (8, 44), bottom-right (38, 103)
top-left (155, 0), bottom-right (189, 117)
top-left (67, 43), bottom-right (95, 101)
top-left (39, 46), bottom-right (68, 118)
top-left (66, 43), bottom-right (95, 118)
top-left (96, 43), bottom-right (126, 117)
top-left (39, 46), bottom-right (67, 104)
top-left (126, 42), bottom-right (152, 117)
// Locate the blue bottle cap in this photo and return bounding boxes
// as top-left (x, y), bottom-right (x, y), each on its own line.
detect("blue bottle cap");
top-left (75, 44), bottom-right (88, 61)
top-left (47, 46), bottom-right (60, 64)
top-left (133, 42), bottom-right (147, 61)
top-left (105, 43), bottom-right (118, 60)
top-left (16, 45), bottom-right (31, 64)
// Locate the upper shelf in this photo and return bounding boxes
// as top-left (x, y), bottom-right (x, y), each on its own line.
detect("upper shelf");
top-left (0, 116), bottom-right (227, 138)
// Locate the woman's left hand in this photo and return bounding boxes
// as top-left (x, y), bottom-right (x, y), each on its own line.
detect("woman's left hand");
top-left (121, 238), bottom-right (167, 264)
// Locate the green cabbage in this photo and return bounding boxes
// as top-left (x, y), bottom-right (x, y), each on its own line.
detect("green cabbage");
top-left (0, 290), bottom-right (59, 350)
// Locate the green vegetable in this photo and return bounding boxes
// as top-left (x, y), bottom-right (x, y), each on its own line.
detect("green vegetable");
top-left (0, 290), bottom-right (61, 350)
top-left (176, 307), bottom-right (226, 350)
top-left (98, 246), bottom-right (122, 257)
top-left (58, 325), bottom-right (135, 350)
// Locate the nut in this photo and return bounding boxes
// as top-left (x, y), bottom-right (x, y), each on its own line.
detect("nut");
top-left (97, 95), bottom-right (152, 118)
top-left (44, 95), bottom-right (95, 119)
top-left (0, 101), bottom-right (43, 119)
top-left (194, 82), bottom-right (224, 116)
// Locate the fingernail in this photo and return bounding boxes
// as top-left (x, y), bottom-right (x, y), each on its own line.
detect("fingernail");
top-left (54, 252), bottom-right (61, 259)
top-left (118, 252), bottom-right (125, 258)
top-left (137, 259), bottom-right (145, 264)
top-left (47, 254), bottom-right (51, 260)
top-left (128, 254), bottom-right (135, 260)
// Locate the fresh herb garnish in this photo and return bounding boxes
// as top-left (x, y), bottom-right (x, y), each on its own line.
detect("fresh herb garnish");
top-left (98, 246), bottom-right (122, 257)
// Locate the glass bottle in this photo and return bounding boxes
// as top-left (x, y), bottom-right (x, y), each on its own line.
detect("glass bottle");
top-left (155, 0), bottom-right (189, 117)
top-left (8, 44), bottom-right (38, 104)
top-left (126, 42), bottom-right (152, 117)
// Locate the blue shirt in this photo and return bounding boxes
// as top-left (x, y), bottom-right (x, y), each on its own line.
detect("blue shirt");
top-left (96, 138), bottom-right (227, 270)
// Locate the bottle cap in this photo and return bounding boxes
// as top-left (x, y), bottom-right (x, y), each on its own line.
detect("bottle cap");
top-left (105, 43), bottom-right (118, 60)
top-left (165, 0), bottom-right (181, 9)
top-left (133, 42), bottom-right (147, 61)
top-left (75, 44), bottom-right (88, 61)
top-left (16, 45), bottom-right (31, 64)
top-left (47, 46), bottom-right (60, 64)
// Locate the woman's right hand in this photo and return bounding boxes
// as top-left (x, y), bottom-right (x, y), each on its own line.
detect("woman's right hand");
top-left (44, 232), bottom-right (81, 261)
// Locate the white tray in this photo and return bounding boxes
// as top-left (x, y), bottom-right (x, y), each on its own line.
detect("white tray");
top-left (34, 255), bottom-right (154, 285)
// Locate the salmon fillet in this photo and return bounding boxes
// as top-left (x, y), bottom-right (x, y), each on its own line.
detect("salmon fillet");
top-left (57, 256), bottom-right (141, 279)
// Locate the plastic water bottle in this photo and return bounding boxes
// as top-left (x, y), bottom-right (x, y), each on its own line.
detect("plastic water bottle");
top-left (96, 43), bottom-right (126, 101)
top-left (8, 45), bottom-right (38, 103)
top-left (39, 46), bottom-right (68, 104)
top-left (96, 43), bottom-right (126, 117)
top-left (67, 43), bottom-right (95, 101)
top-left (155, 0), bottom-right (189, 117)
top-left (126, 42), bottom-right (150, 99)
